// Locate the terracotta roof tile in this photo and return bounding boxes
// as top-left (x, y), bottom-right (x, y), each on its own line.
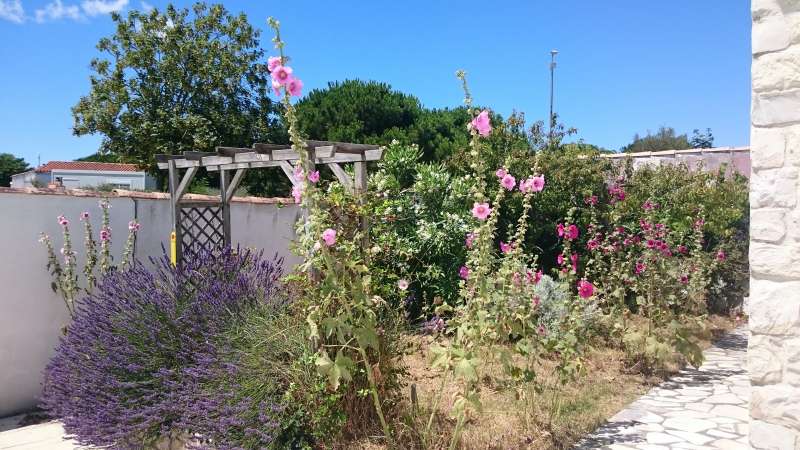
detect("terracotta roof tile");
top-left (35, 161), bottom-right (142, 173)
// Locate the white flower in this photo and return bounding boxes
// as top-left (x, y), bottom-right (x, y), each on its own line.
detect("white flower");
top-left (397, 279), bottom-right (409, 291)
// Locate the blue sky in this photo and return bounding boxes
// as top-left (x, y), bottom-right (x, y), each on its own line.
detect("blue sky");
top-left (0, 0), bottom-right (751, 166)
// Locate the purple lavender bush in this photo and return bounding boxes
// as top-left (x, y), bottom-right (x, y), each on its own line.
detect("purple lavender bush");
top-left (41, 248), bottom-right (288, 449)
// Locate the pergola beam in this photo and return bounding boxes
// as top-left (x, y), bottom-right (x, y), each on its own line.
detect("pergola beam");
top-left (158, 140), bottom-right (383, 265)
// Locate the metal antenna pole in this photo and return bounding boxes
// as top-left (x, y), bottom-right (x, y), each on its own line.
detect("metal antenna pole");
top-left (549, 49), bottom-right (558, 143)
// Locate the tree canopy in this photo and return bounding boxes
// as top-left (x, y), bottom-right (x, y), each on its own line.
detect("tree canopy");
top-left (0, 153), bottom-right (30, 187)
top-left (621, 126), bottom-right (691, 153)
top-left (294, 79), bottom-right (475, 161)
top-left (71, 2), bottom-right (284, 172)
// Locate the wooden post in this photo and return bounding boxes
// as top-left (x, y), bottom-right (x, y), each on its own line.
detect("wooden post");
top-left (354, 155), bottom-right (369, 253)
top-left (220, 169), bottom-right (231, 248)
top-left (168, 159), bottom-right (183, 265)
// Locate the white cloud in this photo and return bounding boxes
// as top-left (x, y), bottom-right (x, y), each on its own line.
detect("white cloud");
top-left (35, 0), bottom-right (81, 23)
top-left (139, 0), bottom-right (152, 12)
top-left (33, 0), bottom-right (127, 23)
top-left (0, 0), bottom-right (25, 23)
top-left (81, 0), bottom-right (127, 17)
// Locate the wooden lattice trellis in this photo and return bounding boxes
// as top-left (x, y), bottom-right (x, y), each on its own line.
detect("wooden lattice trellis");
top-left (156, 140), bottom-right (383, 264)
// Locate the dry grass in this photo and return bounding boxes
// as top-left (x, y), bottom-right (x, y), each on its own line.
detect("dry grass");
top-left (340, 315), bottom-right (735, 450)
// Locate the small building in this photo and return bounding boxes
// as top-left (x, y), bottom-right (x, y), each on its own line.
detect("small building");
top-left (11, 161), bottom-right (156, 190)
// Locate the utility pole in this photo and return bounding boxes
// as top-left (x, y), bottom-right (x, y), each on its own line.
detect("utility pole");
top-left (549, 49), bottom-right (558, 143)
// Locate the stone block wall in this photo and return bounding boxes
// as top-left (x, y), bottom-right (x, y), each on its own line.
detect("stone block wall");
top-left (749, 0), bottom-right (800, 448)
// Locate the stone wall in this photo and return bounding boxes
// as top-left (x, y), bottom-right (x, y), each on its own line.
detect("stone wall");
top-left (749, 1), bottom-right (800, 448)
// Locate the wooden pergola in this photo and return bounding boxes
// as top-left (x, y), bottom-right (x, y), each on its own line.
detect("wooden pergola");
top-left (156, 140), bottom-right (383, 263)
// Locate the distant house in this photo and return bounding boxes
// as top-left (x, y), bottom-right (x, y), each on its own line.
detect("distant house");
top-left (11, 161), bottom-right (156, 190)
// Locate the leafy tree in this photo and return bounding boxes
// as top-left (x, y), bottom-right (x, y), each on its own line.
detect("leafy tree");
top-left (71, 2), bottom-right (284, 175)
top-left (690, 128), bottom-right (714, 149)
top-left (295, 79), bottom-right (422, 144)
top-left (0, 153), bottom-right (30, 186)
top-left (622, 126), bottom-right (690, 153)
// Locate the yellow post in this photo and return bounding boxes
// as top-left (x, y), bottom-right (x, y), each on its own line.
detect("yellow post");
top-left (170, 231), bottom-right (177, 266)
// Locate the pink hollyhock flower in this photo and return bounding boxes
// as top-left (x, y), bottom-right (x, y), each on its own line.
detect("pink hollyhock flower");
top-left (397, 279), bottom-right (409, 291)
top-left (557, 253), bottom-right (565, 266)
top-left (272, 79), bottom-right (282, 96)
top-left (534, 270), bottom-right (542, 284)
top-left (501, 173), bottom-right (516, 191)
top-left (677, 245), bottom-right (688, 254)
top-left (584, 195), bottom-right (598, 206)
top-left (623, 237), bottom-right (632, 246)
top-left (532, 296), bottom-right (541, 308)
top-left (557, 223), bottom-right (565, 237)
top-left (499, 241), bottom-right (513, 254)
top-left (680, 274), bottom-right (689, 284)
top-left (470, 110), bottom-right (492, 136)
top-left (57, 215), bottom-right (69, 227)
top-left (308, 170), bottom-right (320, 183)
top-left (128, 221), bottom-right (141, 232)
top-left (538, 324), bottom-right (546, 335)
top-left (587, 239), bottom-right (599, 251)
top-left (291, 185), bottom-right (303, 204)
top-left (694, 218), bottom-right (705, 229)
top-left (293, 165), bottom-right (304, 181)
top-left (531, 175), bottom-right (545, 192)
top-left (577, 280), bottom-right (594, 299)
top-left (272, 65), bottom-right (293, 86)
top-left (321, 228), bottom-right (337, 247)
top-left (570, 252), bottom-right (579, 271)
top-left (512, 272), bottom-right (522, 286)
top-left (646, 239), bottom-right (656, 249)
top-left (635, 262), bottom-right (647, 274)
top-left (79, 211), bottom-right (89, 221)
top-left (459, 265), bottom-right (470, 280)
top-left (495, 168), bottom-right (507, 178)
top-left (567, 224), bottom-right (579, 240)
top-left (287, 77), bottom-right (304, 97)
top-left (465, 232), bottom-right (476, 249)
top-left (716, 250), bottom-right (726, 261)
top-left (471, 202), bottom-right (492, 220)
top-left (99, 228), bottom-right (111, 242)
top-left (642, 200), bottom-right (655, 211)
top-left (267, 56), bottom-right (282, 71)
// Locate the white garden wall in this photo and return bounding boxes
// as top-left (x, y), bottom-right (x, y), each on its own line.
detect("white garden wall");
top-left (0, 188), bottom-right (300, 417)
top-left (749, 0), bottom-right (800, 447)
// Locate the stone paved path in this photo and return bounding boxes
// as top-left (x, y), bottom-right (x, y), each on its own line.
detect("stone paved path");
top-left (576, 327), bottom-right (749, 449)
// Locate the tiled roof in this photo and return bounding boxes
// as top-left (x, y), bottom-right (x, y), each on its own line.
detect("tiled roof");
top-left (35, 161), bottom-right (142, 173)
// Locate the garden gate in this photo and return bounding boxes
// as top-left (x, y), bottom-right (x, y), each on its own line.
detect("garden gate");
top-left (156, 141), bottom-right (382, 264)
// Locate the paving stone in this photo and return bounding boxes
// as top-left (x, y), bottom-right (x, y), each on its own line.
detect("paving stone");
top-left (662, 417), bottom-right (716, 433)
top-left (646, 433), bottom-right (683, 445)
top-left (665, 430), bottom-right (714, 445)
top-left (710, 438), bottom-right (749, 449)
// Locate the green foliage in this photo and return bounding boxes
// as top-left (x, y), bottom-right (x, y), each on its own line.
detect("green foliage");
top-left (369, 141), bottom-right (472, 315)
top-left (295, 79), bottom-right (422, 145)
top-left (622, 126), bottom-right (691, 153)
top-left (72, 2), bottom-right (284, 172)
top-left (690, 128), bottom-right (714, 149)
top-left (205, 302), bottom-right (348, 448)
top-left (0, 153), bottom-right (30, 186)
top-left (295, 79), bottom-right (474, 162)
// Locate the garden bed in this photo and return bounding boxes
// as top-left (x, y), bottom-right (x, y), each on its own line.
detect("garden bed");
top-left (348, 315), bottom-right (735, 450)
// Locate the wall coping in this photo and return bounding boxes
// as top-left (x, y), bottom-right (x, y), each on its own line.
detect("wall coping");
top-left (0, 187), bottom-right (294, 205)
top-left (598, 146), bottom-right (750, 159)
